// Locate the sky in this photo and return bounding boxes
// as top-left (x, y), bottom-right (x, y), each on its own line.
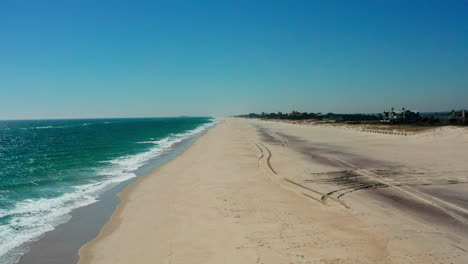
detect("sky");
top-left (0, 0), bottom-right (467, 119)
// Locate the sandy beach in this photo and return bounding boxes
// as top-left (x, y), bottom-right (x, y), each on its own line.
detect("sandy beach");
top-left (79, 118), bottom-right (468, 264)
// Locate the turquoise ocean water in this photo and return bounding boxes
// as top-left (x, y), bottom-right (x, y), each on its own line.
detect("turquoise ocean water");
top-left (0, 117), bottom-right (215, 263)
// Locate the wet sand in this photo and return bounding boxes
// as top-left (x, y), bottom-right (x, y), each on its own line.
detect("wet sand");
top-left (79, 118), bottom-right (468, 263)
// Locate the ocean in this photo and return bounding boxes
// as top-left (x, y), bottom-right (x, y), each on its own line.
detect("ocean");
top-left (0, 117), bottom-right (215, 264)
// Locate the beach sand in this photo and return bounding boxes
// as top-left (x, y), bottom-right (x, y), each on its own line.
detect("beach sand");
top-left (79, 118), bottom-right (468, 264)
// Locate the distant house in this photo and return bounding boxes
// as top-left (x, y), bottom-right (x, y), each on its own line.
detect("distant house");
top-left (381, 107), bottom-right (420, 123)
top-left (449, 110), bottom-right (467, 125)
top-left (289, 111), bottom-right (302, 117)
top-left (287, 111), bottom-right (306, 120)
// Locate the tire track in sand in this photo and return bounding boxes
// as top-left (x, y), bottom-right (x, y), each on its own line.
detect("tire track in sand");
top-left (255, 141), bottom-right (348, 208)
top-left (255, 143), bottom-right (264, 168)
top-left (258, 143), bottom-right (277, 174)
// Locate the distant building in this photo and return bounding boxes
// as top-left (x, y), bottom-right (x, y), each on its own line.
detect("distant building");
top-left (449, 110), bottom-right (467, 125)
top-left (381, 107), bottom-right (420, 123)
top-left (288, 111), bottom-right (304, 119)
top-left (289, 111), bottom-right (302, 117)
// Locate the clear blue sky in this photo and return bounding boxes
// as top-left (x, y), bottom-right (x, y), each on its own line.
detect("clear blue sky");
top-left (1, 0), bottom-right (467, 119)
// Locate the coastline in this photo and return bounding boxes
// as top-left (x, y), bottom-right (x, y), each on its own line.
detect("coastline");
top-left (77, 118), bottom-right (467, 263)
top-left (15, 120), bottom-right (216, 264)
top-left (78, 122), bottom-right (217, 263)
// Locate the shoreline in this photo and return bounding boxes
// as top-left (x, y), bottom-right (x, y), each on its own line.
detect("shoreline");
top-left (78, 123), bottom-right (216, 263)
top-left (72, 118), bottom-right (467, 263)
top-left (16, 121), bottom-right (216, 264)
